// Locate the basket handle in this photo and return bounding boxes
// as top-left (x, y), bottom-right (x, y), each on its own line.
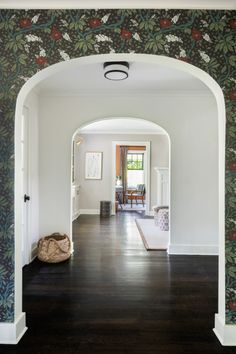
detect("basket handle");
top-left (38, 235), bottom-right (71, 254)
top-left (46, 237), bottom-right (70, 254)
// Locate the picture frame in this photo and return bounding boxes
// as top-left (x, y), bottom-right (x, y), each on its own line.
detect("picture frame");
top-left (85, 152), bottom-right (103, 180)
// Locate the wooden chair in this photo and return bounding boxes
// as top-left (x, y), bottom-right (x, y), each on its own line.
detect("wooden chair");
top-left (125, 184), bottom-right (145, 207)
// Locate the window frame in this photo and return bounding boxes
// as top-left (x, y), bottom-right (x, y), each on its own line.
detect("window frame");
top-left (127, 152), bottom-right (144, 171)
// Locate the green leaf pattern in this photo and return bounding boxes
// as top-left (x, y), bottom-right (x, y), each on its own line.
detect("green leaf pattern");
top-left (0, 8), bottom-right (235, 323)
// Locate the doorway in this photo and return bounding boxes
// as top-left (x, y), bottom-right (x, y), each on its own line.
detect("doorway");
top-left (112, 140), bottom-right (151, 215)
top-left (71, 118), bottom-right (170, 219)
top-left (14, 53), bottom-right (225, 344)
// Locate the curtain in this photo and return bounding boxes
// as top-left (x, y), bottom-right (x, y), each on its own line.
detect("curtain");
top-left (120, 146), bottom-right (128, 194)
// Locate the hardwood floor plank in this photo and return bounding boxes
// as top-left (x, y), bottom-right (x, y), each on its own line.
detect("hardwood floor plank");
top-left (0, 212), bottom-right (235, 353)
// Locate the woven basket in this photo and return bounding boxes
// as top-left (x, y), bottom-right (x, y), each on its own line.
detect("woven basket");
top-left (37, 233), bottom-right (71, 263)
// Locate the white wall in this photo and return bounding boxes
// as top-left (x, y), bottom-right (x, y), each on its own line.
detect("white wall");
top-left (38, 92), bottom-right (218, 254)
top-left (24, 90), bottom-right (39, 260)
top-left (74, 133), bottom-right (169, 210)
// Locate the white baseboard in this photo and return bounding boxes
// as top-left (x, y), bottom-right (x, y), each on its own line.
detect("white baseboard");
top-left (70, 241), bottom-right (74, 253)
top-left (214, 314), bottom-right (236, 346)
top-left (72, 212), bottom-right (80, 221)
top-left (0, 313), bottom-right (27, 344)
top-left (168, 243), bottom-right (218, 255)
top-left (79, 209), bottom-right (100, 215)
top-left (147, 211), bottom-right (154, 216)
top-left (31, 246), bottom-right (38, 262)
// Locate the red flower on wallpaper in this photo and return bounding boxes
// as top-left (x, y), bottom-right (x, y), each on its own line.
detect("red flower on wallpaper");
top-left (228, 231), bottom-right (236, 241)
top-left (120, 28), bottom-right (132, 40)
top-left (51, 27), bottom-right (62, 40)
top-left (191, 28), bottom-right (202, 41)
top-left (229, 300), bottom-right (236, 311)
top-left (88, 18), bottom-right (102, 28)
top-left (228, 161), bottom-right (236, 171)
top-left (229, 19), bottom-right (236, 28)
top-left (35, 56), bottom-right (47, 66)
top-left (19, 18), bottom-right (32, 28)
top-left (229, 90), bottom-right (236, 100)
top-left (178, 57), bottom-right (191, 63)
top-left (159, 18), bottom-right (172, 28)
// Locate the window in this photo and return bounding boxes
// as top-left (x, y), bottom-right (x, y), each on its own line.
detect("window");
top-left (127, 153), bottom-right (144, 170)
top-left (127, 152), bottom-right (144, 187)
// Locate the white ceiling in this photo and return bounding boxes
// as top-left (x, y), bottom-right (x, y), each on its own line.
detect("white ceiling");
top-left (1, 0), bottom-right (235, 9)
top-left (79, 118), bottom-right (166, 134)
top-left (36, 61), bottom-right (209, 95)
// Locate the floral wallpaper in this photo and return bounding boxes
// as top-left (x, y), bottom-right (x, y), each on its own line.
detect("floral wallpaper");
top-left (0, 9), bottom-right (235, 324)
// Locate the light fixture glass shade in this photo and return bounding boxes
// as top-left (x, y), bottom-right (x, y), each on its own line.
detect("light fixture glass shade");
top-left (104, 61), bottom-right (129, 81)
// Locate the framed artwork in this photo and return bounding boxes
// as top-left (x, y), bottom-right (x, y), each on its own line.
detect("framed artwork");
top-left (85, 152), bottom-right (103, 179)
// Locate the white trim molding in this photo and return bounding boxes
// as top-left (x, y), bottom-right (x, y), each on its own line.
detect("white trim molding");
top-left (154, 167), bottom-right (169, 207)
top-left (77, 130), bottom-right (165, 135)
top-left (168, 243), bottom-right (218, 255)
top-left (79, 209), bottom-right (100, 215)
top-left (214, 314), bottom-right (236, 346)
top-left (79, 209), bottom-right (115, 216)
top-left (30, 245), bottom-right (38, 262)
top-left (0, 0), bottom-right (235, 9)
top-left (37, 90), bottom-right (212, 98)
top-left (0, 313), bottom-right (27, 345)
top-left (111, 140), bottom-right (151, 216)
top-left (147, 210), bottom-right (154, 217)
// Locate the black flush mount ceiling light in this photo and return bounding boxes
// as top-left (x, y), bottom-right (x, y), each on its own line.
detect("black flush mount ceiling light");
top-left (103, 61), bottom-right (129, 81)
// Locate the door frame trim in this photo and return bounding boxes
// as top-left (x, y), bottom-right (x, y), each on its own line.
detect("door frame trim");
top-left (112, 140), bottom-right (151, 215)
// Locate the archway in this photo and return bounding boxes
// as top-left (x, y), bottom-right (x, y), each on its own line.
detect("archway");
top-left (71, 116), bottom-right (171, 255)
top-left (71, 116), bottom-right (170, 218)
top-left (13, 53), bottom-right (225, 344)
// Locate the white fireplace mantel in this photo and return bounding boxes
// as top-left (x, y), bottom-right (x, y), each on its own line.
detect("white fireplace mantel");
top-left (154, 167), bottom-right (169, 207)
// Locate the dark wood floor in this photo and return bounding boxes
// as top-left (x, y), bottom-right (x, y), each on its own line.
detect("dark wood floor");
top-left (1, 212), bottom-right (235, 354)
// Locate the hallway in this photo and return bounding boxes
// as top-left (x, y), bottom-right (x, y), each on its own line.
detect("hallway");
top-left (1, 213), bottom-right (233, 353)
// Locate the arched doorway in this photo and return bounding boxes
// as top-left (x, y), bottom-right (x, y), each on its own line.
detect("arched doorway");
top-left (15, 54), bottom-right (225, 343)
top-left (71, 117), bottom-right (170, 217)
top-left (71, 116), bottom-right (171, 253)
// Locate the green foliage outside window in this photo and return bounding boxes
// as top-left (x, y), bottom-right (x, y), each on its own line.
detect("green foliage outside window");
top-left (127, 153), bottom-right (144, 170)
